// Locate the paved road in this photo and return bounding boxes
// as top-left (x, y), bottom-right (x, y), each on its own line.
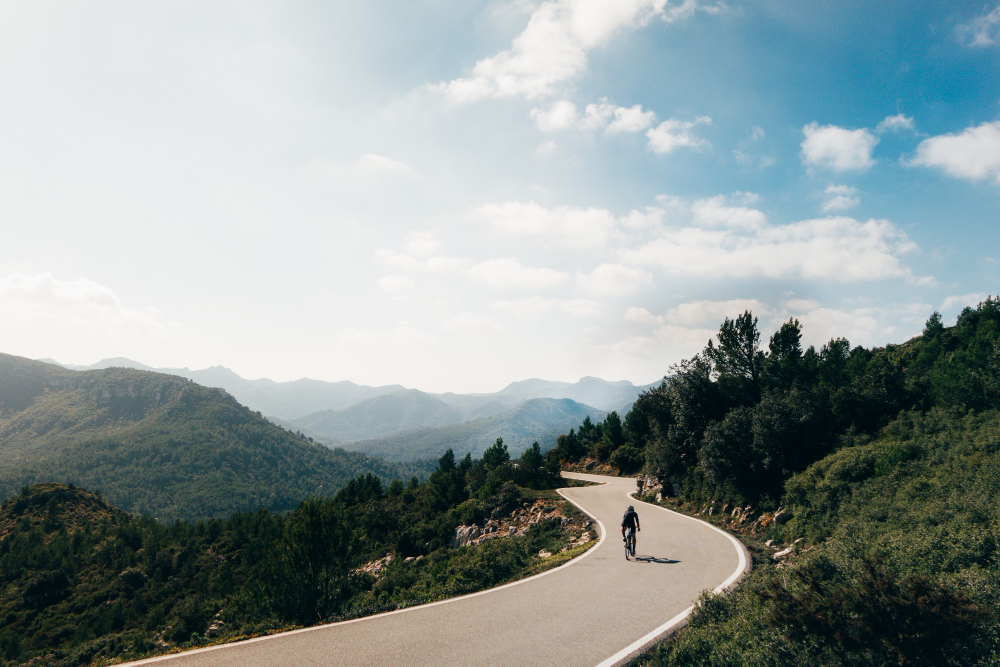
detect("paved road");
top-left (128, 473), bottom-right (748, 666)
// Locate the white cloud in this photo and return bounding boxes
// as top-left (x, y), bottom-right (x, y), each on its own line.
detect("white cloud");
top-left (783, 298), bottom-right (820, 311)
top-left (940, 292), bottom-right (990, 315)
top-left (530, 99), bottom-right (580, 130)
top-left (822, 184), bottom-right (860, 212)
top-left (623, 297), bottom-right (931, 357)
top-left (691, 195), bottom-right (767, 229)
top-left (775, 301), bottom-right (930, 349)
top-left (907, 121), bottom-right (1000, 184)
top-left (589, 335), bottom-right (660, 358)
top-left (492, 296), bottom-right (601, 319)
top-left (800, 122), bottom-right (878, 172)
top-left (434, 0), bottom-right (680, 102)
top-left (393, 322), bottom-right (435, 345)
top-left (607, 104), bottom-right (657, 133)
top-left (469, 257), bottom-right (569, 289)
top-left (374, 249), bottom-right (473, 273)
top-left (476, 200), bottom-right (618, 248)
top-left (356, 153), bottom-right (412, 175)
top-left (793, 307), bottom-right (880, 347)
top-left (441, 313), bottom-right (505, 333)
top-left (0, 273), bottom-right (175, 341)
top-left (376, 275), bottom-right (415, 300)
top-left (646, 116), bottom-right (711, 153)
top-left (665, 298), bottom-right (771, 326)
top-left (536, 140), bottom-right (559, 156)
top-left (530, 97), bottom-right (655, 133)
top-left (305, 154), bottom-right (413, 184)
top-left (619, 206), bottom-right (666, 231)
top-left (625, 306), bottom-right (664, 326)
top-left (624, 215), bottom-right (925, 283)
top-left (580, 98), bottom-right (618, 130)
top-left (577, 263), bottom-right (652, 296)
top-left (957, 4), bottom-right (1000, 47)
top-left (403, 230), bottom-right (441, 256)
top-left (341, 322), bottom-right (435, 348)
top-left (876, 114), bottom-right (915, 133)
top-left (654, 323), bottom-right (716, 347)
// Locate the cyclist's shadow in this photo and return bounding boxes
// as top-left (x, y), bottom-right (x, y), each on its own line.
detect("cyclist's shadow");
top-left (631, 554), bottom-right (679, 564)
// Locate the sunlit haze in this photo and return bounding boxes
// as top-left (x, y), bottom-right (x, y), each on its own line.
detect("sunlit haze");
top-left (1, 1), bottom-right (998, 393)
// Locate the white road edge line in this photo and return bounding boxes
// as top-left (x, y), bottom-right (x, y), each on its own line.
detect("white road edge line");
top-left (594, 486), bottom-right (751, 667)
top-left (123, 481), bottom-right (609, 665)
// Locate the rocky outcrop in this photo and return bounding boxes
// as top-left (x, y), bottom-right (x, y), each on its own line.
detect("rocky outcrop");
top-left (354, 553), bottom-right (394, 578)
top-left (452, 525), bottom-right (482, 547)
top-left (451, 499), bottom-right (591, 551)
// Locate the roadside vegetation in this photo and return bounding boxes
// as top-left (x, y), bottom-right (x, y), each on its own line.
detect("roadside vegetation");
top-left (0, 440), bottom-right (593, 666)
top-left (552, 298), bottom-right (1000, 664)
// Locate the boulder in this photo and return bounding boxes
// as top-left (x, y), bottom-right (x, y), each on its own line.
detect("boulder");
top-left (451, 525), bottom-right (481, 548)
top-left (772, 547), bottom-right (793, 560)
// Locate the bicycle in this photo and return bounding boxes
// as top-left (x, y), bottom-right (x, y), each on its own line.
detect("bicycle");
top-left (624, 527), bottom-right (636, 560)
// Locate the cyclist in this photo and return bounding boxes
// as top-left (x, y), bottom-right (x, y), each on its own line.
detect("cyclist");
top-left (621, 505), bottom-right (640, 556)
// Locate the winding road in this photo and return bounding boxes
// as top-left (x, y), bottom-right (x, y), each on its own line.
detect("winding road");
top-left (128, 473), bottom-right (749, 666)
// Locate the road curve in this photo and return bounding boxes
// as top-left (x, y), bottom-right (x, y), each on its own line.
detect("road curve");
top-left (126, 473), bottom-right (749, 666)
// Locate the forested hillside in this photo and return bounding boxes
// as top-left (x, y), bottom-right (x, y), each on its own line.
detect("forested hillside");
top-left (0, 443), bottom-right (589, 666)
top-left (0, 355), bottom-right (423, 521)
top-left (551, 298), bottom-right (1000, 664)
top-left (291, 389), bottom-right (464, 442)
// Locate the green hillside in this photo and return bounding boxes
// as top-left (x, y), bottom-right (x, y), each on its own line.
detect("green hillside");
top-left (550, 298), bottom-right (1000, 664)
top-left (0, 444), bottom-right (586, 666)
top-left (0, 355), bottom-right (413, 521)
top-left (345, 397), bottom-right (607, 462)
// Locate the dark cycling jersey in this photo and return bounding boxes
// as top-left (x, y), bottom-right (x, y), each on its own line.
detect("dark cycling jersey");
top-left (622, 509), bottom-right (639, 529)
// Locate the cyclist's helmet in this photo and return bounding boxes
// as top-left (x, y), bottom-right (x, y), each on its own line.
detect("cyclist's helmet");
top-left (627, 505), bottom-right (634, 511)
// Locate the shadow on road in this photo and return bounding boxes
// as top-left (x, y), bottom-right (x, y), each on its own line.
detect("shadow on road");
top-left (631, 555), bottom-right (679, 564)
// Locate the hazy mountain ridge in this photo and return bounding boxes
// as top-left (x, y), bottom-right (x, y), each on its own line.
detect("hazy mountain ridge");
top-left (293, 389), bottom-right (464, 442)
top-left (39, 357), bottom-right (659, 423)
top-left (0, 354), bottom-right (418, 520)
top-left (42, 357), bottom-right (658, 448)
top-left (345, 397), bottom-right (608, 462)
top-left (40, 357), bottom-right (407, 420)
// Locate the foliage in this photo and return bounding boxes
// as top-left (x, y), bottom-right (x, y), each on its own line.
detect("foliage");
top-left (547, 298), bottom-right (1000, 663)
top-left (0, 443), bottom-right (577, 665)
top-left (645, 408), bottom-right (1000, 665)
top-left (554, 299), bottom-right (1000, 508)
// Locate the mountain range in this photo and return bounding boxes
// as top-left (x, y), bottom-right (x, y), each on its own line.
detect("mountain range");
top-left (347, 397), bottom-right (607, 462)
top-left (42, 357), bottom-right (660, 449)
top-left (0, 354), bottom-right (425, 520)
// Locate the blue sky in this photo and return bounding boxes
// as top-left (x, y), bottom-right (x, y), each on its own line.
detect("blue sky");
top-left (0, 1), bottom-right (998, 392)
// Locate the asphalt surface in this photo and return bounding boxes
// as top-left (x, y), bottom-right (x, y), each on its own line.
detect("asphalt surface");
top-left (127, 473), bottom-right (748, 666)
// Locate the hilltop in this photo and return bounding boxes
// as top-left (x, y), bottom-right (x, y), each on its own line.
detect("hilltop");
top-left (0, 354), bottom-right (415, 521)
top-left (0, 482), bottom-right (127, 541)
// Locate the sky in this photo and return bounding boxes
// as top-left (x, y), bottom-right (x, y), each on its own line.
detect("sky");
top-left (0, 0), bottom-right (998, 393)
